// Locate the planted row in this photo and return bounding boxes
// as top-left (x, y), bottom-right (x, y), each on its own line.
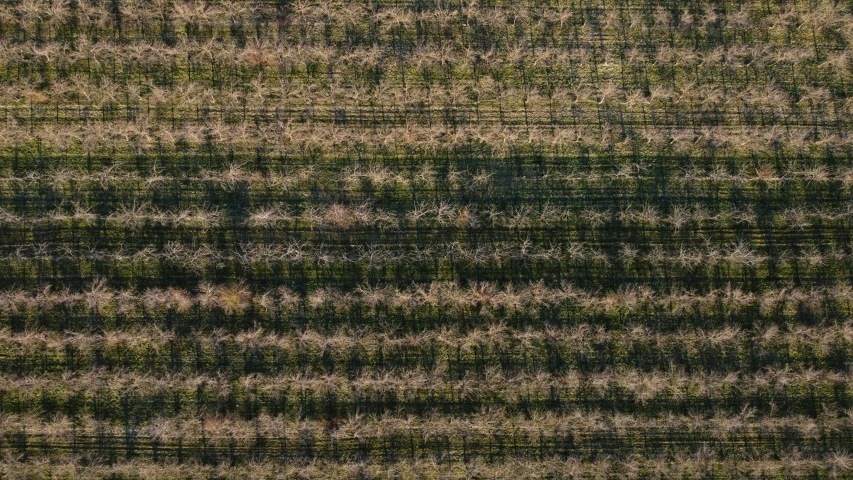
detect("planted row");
top-left (0, 323), bottom-right (851, 375)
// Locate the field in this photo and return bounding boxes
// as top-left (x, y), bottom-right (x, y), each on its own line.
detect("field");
top-left (1, 0), bottom-right (853, 477)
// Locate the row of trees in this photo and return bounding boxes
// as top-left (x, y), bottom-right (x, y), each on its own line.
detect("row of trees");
top-left (0, 410), bottom-right (849, 461)
top-left (2, 47), bottom-right (848, 102)
top-left (0, 241), bottom-right (846, 274)
top-left (3, 122), bottom-right (851, 163)
top-left (1, 161), bottom-right (851, 187)
top-left (0, 322), bottom-right (848, 374)
top-left (2, 0), bottom-right (846, 52)
top-left (0, 281), bottom-right (847, 317)
top-left (0, 369), bottom-right (847, 422)
top-left (2, 202), bottom-right (853, 232)
top-left (0, 282), bottom-right (849, 329)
